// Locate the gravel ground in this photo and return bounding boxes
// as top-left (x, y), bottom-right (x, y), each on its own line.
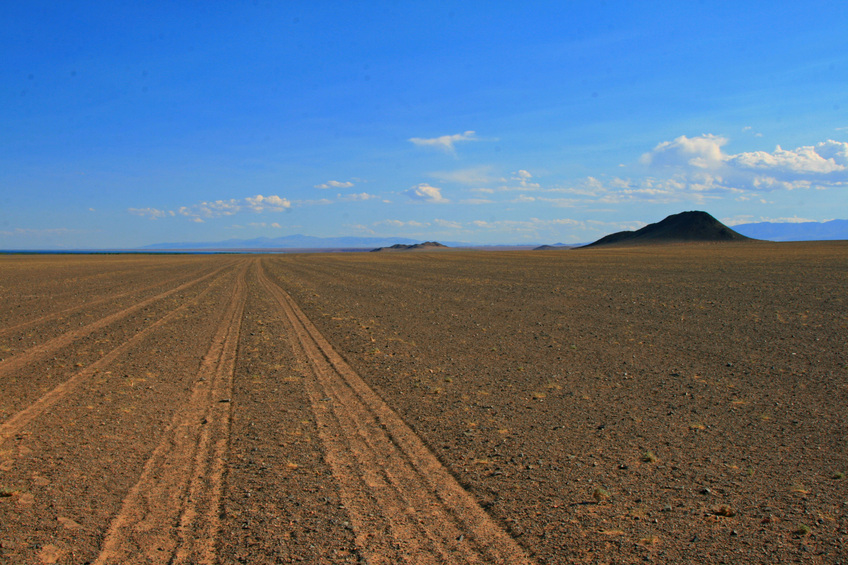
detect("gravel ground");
top-left (266, 242), bottom-right (848, 564)
top-left (0, 244), bottom-right (846, 564)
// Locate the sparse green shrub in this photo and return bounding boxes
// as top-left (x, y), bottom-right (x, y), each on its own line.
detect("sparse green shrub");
top-left (593, 487), bottom-right (611, 502)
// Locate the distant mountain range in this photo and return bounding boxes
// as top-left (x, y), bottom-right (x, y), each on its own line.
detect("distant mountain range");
top-left (141, 217), bottom-right (847, 251)
top-left (370, 241), bottom-right (448, 252)
top-left (143, 235), bottom-right (467, 250)
top-left (730, 219), bottom-right (848, 241)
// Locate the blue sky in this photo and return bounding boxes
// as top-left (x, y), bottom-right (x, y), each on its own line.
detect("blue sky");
top-left (2, 1), bottom-right (847, 249)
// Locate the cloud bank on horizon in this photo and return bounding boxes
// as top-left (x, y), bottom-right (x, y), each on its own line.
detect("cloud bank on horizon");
top-left (1, 2), bottom-right (846, 248)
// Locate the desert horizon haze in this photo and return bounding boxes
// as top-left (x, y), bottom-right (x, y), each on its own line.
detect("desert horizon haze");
top-left (2, 2), bottom-right (847, 249)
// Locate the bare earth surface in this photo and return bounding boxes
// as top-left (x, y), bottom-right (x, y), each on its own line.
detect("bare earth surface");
top-left (0, 243), bottom-right (846, 564)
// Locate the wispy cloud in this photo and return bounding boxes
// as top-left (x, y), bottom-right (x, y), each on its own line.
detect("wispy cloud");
top-left (409, 131), bottom-right (477, 154)
top-left (470, 218), bottom-right (576, 231)
top-left (315, 180), bottom-right (355, 189)
top-left (247, 222), bottom-right (284, 229)
top-left (512, 169), bottom-right (540, 189)
top-left (404, 183), bottom-right (449, 203)
top-left (470, 169), bottom-right (541, 193)
top-left (129, 207), bottom-right (173, 219)
top-left (338, 192), bottom-right (377, 202)
top-left (723, 215), bottom-right (827, 226)
top-left (376, 219), bottom-right (429, 228)
top-left (0, 227), bottom-right (84, 236)
top-left (510, 194), bottom-right (576, 207)
top-left (134, 194), bottom-right (294, 222)
top-left (429, 166), bottom-right (494, 185)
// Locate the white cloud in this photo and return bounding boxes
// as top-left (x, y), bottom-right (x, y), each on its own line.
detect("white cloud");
top-left (461, 198), bottom-right (494, 205)
top-left (430, 166), bottom-right (494, 185)
top-left (641, 134), bottom-right (727, 169)
top-left (348, 223), bottom-right (374, 234)
top-left (247, 222), bottom-right (284, 228)
top-left (129, 207), bottom-right (169, 219)
top-left (620, 135), bottom-right (848, 202)
top-left (245, 194), bottom-right (292, 212)
top-left (172, 194), bottom-right (292, 220)
top-left (0, 227), bottom-right (81, 236)
top-left (471, 169), bottom-right (543, 193)
top-left (315, 180), bottom-right (355, 189)
top-left (727, 140), bottom-right (847, 175)
top-left (376, 219), bottom-right (428, 228)
top-left (179, 199), bottom-right (241, 219)
top-left (404, 183), bottom-right (449, 203)
top-left (724, 215), bottom-right (824, 226)
top-left (512, 169), bottom-right (540, 189)
top-left (298, 198), bottom-right (334, 206)
top-left (338, 192), bottom-right (376, 202)
top-left (470, 217), bottom-right (585, 235)
top-left (409, 131), bottom-right (477, 153)
top-left (433, 219), bottom-right (462, 229)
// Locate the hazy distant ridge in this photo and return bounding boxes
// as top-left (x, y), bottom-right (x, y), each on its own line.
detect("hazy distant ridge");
top-left (731, 219), bottom-right (848, 241)
top-left (143, 234), bottom-right (468, 250)
top-left (142, 218), bottom-right (847, 250)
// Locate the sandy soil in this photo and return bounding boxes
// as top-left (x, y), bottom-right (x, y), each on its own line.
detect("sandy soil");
top-left (0, 243), bottom-right (846, 564)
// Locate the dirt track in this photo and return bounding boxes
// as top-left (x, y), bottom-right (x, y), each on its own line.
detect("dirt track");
top-left (0, 244), bottom-right (846, 563)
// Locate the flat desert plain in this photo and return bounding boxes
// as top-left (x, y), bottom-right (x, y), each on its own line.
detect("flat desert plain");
top-left (0, 243), bottom-right (846, 564)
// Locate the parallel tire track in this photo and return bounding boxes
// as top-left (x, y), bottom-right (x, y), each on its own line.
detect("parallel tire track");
top-left (0, 263), bottom-right (232, 381)
top-left (257, 262), bottom-right (535, 565)
top-left (0, 263), bottom-right (238, 444)
top-left (93, 261), bottom-right (248, 565)
top-left (0, 266), bottom-right (215, 339)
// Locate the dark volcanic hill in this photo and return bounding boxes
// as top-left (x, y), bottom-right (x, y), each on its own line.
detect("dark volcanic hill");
top-left (582, 211), bottom-right (754, 248)
top-left (370, 241), bottom-right (448, 252)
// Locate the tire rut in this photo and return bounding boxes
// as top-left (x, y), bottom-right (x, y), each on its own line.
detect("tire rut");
top-left (0, 266), bottom-right (214, 340)
top-left (257, 262), bottom-right (535, 565)
top-left (93, 260), bottom-right (249, 565)
top-left (0, 263), bottom-right (232, 381)
top-left (0, 263), bottom-right (238, 445)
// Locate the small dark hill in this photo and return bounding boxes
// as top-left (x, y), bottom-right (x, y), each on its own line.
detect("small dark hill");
top-left (533, 244), bottom-right (573, 250)
top-left (582, 211), bottom-right (754, 248)
top-left (370, 241), bottom-right (448, 252)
